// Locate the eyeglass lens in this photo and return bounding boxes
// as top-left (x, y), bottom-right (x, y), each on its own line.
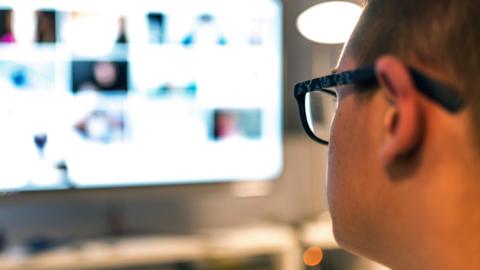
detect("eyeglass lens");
top-left (304, 89), bottom-right (337, 142)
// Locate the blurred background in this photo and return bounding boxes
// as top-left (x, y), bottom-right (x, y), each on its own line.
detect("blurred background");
top-left (0, 0), bottom-right (388, 269)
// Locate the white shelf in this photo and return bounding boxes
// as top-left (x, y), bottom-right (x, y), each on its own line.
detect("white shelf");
top-left (0, 225), bottom-right (302, 270)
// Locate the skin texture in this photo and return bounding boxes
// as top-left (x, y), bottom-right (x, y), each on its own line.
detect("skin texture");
top-left (327, 52), bottom-right (480, 269)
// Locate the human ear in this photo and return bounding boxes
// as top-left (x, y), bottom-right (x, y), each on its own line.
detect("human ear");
top-left (375, 56), bottom-right (425, 166)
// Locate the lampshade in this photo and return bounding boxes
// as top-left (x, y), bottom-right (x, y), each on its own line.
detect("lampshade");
top-left (296, 1), bottom-right (362, 44)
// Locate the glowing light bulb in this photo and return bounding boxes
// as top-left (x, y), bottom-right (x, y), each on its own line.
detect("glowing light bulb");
top-left (297, 1), bottom-right (362, 44)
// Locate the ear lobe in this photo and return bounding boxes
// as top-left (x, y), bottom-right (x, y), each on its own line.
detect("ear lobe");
top-left (376, 56), bottom-right (425, 166)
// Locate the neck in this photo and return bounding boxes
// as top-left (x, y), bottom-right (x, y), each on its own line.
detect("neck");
top-left (393, 166), bottom-right (480, 270)
top-left (383, 110), bottom-right (480, 269)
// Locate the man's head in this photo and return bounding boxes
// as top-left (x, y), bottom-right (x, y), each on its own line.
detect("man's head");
top-left (328, 0), bottom-right (480, 268)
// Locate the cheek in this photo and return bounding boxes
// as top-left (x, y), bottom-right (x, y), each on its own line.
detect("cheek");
top-left (327, 103), bottom-right (353, 211)
top-left (326, 98), bottom-right (372, 246)
top-left (327, 99), bottom-right (361, 204)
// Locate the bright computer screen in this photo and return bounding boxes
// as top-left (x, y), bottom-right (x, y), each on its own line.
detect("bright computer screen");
top-left (0, 0), bottom-right (282, 192)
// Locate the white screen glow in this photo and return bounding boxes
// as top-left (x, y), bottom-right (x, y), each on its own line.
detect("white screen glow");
top-left (0, 0), bottom-right (283, 192)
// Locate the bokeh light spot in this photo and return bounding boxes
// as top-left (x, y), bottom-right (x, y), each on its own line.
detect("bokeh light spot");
top-left (303, 246), bottom-right (324, 267)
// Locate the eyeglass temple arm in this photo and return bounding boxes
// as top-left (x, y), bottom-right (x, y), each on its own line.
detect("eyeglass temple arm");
top-left (409, 69), bottom-right (465, 112)
top-left (351, 67), bottom-right (465, 113)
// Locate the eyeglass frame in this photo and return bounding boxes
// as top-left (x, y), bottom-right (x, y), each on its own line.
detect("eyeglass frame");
top-left (294, 65), bottom-right (466, 145)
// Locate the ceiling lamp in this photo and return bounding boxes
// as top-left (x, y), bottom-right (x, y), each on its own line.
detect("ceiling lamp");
top-left (296, 1), bottom-right (362, 44)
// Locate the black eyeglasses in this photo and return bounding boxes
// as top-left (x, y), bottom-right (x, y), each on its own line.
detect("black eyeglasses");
top-left (294, 66), bottom-right (466, 145)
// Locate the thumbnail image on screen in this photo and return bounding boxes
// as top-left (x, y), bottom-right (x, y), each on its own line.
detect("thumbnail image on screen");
top-left (71, 61), bottom-right (129, 93)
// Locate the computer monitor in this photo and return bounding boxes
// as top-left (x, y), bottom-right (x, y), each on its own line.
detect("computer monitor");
top-left (0, 0), bottom-right (283, 192)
